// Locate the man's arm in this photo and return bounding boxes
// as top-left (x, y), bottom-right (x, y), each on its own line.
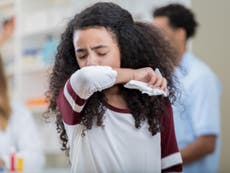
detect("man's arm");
top-left (181, 72), bottom-right (221, 164)
top-left (181, 135), bottom-right (216, 164)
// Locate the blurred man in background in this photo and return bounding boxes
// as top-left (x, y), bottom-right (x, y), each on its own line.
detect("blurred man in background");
top-left (153, 4), bottom-right (221, 173)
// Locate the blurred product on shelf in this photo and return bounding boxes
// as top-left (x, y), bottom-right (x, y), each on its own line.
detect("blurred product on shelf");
top-left (21, 35), bottom-right (58, 70)
top-left (26, 97), bottom-right (48, 113)
top-left (16, 155), bottom-right (24, 172)
top-left (26, 97), bottom-right (48, 107)
top-left (22, 48), bottom-right (42, 64)
top-left (42, 35), bottom-right (58, 65)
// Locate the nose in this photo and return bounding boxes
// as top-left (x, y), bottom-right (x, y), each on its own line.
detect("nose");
top-left (86, 54), bottom-right (97, 66)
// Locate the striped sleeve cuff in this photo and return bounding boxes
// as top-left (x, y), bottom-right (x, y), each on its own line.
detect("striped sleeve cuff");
top-left (161, 152), bottom-right (182, 170)
top-left (64, 79), bottom-right (86, 113)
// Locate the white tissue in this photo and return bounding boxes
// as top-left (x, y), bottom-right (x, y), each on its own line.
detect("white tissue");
top-left (124, 80), bottom-right (168, 97)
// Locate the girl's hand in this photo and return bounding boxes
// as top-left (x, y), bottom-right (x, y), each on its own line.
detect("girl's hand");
top-left (133, 67), bottom-right (167, 92)
top-left (114, 67), bottom-right (168, 93)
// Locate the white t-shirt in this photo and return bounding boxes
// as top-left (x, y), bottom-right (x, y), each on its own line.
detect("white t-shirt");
top-left (57, 66), bottom-right (182, 173)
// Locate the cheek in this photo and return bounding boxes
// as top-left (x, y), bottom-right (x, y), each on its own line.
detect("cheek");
top-left (75, 58), bottom-right (84, 68)
top-left (114, 46), bottom-right (121, 65)
top-left (110, 50), bottom-right (121, 67)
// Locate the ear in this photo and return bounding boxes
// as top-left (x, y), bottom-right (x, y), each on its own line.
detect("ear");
top-left (176, 28), bottom-right (186, 41)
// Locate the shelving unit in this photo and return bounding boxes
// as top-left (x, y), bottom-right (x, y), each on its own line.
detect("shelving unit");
top-left (0, 0), bottom-right (74, 155)
top-left (14, 0), bottom-right (73, 155)
top-left (3, 0), bottom-right (73, 106)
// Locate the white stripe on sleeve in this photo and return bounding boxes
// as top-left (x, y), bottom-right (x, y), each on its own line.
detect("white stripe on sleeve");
top-left (161, 152), bottom-right (182, 170)
top-left (64, 83), bottom-right (85, 113)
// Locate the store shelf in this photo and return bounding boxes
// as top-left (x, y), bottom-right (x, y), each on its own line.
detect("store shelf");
top-left (22, 24), bottom-right (65, 38)
top-left (21, 63), bottom-right (51, 74)
top-left (20, 6), bottom-right (72, 38)
top-left (29, 104), bottom-right (48, 114)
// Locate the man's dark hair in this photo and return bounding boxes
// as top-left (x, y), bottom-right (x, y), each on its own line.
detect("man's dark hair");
top-left (153, 3), bottom-right (198, 40)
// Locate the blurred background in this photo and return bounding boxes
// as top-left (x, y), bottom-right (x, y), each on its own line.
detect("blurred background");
top-left (0, 0), bottom-right (229, 172)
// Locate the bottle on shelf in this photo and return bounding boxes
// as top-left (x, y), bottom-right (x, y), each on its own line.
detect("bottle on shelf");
top-left (42, 34), bottom-right (58, 66)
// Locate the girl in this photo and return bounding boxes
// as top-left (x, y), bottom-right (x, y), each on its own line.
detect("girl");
top-left (47, 2), bottom-right (182, 173)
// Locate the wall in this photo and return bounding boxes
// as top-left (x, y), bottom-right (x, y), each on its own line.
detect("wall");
top-left (192, 0), bottom-right (230, 172)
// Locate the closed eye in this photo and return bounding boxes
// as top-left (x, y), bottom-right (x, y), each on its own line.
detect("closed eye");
top-left (78, 55), bottom-right (87, 59)
top-left (77, 53), bottom-right (88, 59)
top-left (97, 52), bottom-right (107, 56)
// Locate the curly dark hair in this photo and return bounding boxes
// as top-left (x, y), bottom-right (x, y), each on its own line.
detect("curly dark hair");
top-left (153, 3), bottom-right (198, 40)
top-left (46, 2), bottom-right (178, 155)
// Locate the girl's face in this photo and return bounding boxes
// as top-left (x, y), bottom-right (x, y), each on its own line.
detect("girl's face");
top-left (73, 27), bottom-right (121, 68)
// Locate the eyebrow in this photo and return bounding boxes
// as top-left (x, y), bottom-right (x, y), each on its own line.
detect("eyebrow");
top-left (75, 45), bottom-right (108, 53)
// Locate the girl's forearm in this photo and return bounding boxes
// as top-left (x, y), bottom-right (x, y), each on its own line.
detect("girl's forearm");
top-left (114, 68), bottom-right (134, 84)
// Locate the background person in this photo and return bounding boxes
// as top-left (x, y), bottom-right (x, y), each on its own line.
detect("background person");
top-left (153, 3), bottom-right (221, 173)
top-left (0, 16), bottom-right (45, 171)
